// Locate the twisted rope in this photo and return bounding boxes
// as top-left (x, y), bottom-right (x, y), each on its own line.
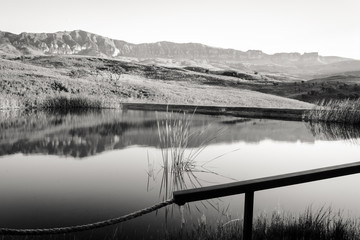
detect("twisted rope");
top-left (0, 198), bottom-right (175, 235)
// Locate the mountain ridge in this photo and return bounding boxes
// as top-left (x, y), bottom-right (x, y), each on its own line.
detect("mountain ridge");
top-left (0, 29), bottom-right (351, 64)
top-left (2, 29), bottom-right (360, 79)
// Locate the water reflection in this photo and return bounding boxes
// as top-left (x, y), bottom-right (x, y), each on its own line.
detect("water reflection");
top-left (0, 109), bottom-right (315, 158)
top-left (147, 114), bottom-right (238, 222)
top-left (2, 110), bottom-right (360, 239)
top-left (306, 121), bottom-right (360, 144)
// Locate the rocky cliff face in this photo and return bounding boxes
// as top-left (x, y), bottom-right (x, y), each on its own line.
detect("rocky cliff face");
top-left (0, 30), bottom-right (349, 67)
top-left (0, 30), bottom-right (119, 57)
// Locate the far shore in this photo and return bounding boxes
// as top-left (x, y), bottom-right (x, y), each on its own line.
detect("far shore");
top-left (122, 102), bottom-right (308, 121)
top-left (0, 98), bottom-right (309, 122)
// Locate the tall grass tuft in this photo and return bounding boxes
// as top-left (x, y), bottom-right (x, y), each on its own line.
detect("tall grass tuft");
top-left (305, 99), bottom-right (360, 124)
top-left (157, 110), bottom-right (193, 173)
top-left (252, 207), bottom-right (359, 240)
top-left (39, 95), bottom-right (121, 109)
top-left (1, 94), bottom-right (121, 110)
top-left (0, 95), bottom-right (22, 109)
top-left (155, 110), bottom-right (224, 202)
top-left (156, 110), bottom-right (222, 173)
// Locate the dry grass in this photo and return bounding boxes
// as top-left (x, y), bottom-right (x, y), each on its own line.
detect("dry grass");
top-left (157, 110), bottom-right (194, 172)
top-left (167, 207), bottom-right (360, 240)
top-left (156, 110), bottom-right (222, 173)
top-left (0, 94), bottom-right (23, 109)
top-left (155, 110), bottom-right (225, 202)
top-left (0, 93), bottom-right (121, 110)
top-left (122, 76), bottom-right (314, 109)
top-left (0, 56), bottom-right (314, 110)
top-left (305, 99), bottom-right (360, 124)
top-left (38, 94), bottom-right (121, 109)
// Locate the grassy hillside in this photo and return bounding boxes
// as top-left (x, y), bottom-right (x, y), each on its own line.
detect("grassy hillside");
top-left (232, 72), bottom-right (360, 103)
top-left (0, 55), bottom-right (315, 109)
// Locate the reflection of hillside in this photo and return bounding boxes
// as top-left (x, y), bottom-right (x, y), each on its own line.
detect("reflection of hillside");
top-left (0, 109), bottom-right (317, 158)
top-left (0, 120), bottom-right (160, 157)
top-left (214, 119), bottom-right (315, 143)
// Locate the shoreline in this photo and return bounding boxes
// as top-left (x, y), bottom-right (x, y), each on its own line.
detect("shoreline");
top-left (122, 102), bottom-right (308, 121)
top-left (0, 102), bottom-right (309, 121)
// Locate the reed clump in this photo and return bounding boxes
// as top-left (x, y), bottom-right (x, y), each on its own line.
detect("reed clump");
top-left (1, 93), bottom-right (121, 110)
top-left (0, 95), bottom-right (23, 109)
top-left (156, 110), bottom-right (220, 173)
top-left (305, 99), bottom-right (360, 124)
top-left (155, 110), bottom-right (228, 206)
top-left (39, 95), bottom-right (121, 109)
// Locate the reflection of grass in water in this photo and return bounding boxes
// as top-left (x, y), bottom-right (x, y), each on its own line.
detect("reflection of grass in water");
top-left (156, 110), bottom-right (225, 173)
top-left (155, 110), bottom-right (228, 198)
top-left (157, 110), bottom-right (194, 173)
top-left (167, 206), bottom-right (360, 240)
top-left (305, 99), bottom-right (360, 124)
top-left (0, 109), bottom-right (122, 142)
top-left (306, 121), bottom-right (360, 144)
top-left (150, 110), bottom-right (238, 226)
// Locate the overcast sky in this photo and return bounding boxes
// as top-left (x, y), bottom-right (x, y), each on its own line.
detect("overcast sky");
top-left (1, 0), bottom-right (360, 59)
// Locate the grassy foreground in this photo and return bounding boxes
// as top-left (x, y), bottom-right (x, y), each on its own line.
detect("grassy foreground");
top-left (166, 207), bottom-right (360, 240)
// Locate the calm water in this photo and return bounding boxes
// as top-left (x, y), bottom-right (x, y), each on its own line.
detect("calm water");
top-left (1, 109), bottom-right (360, 239)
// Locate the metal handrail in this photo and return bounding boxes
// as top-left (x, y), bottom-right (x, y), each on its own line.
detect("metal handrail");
top-left (173, 161), bottom-right (360, 240)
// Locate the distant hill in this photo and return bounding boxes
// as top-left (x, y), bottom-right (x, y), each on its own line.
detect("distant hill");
top-left (1, 30), bottom-right (359, 79)
top-left (309, 71), bottom-right (360, 84)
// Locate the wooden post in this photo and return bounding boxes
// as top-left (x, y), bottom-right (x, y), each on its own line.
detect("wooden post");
top-left (243, 191), bottom-right (254, 240)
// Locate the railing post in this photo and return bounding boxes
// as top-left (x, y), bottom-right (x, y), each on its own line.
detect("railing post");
top-left (243, 191), bottom-right (254, 240)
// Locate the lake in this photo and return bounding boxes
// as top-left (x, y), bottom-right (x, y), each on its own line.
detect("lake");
top-left (1, 109), bottom-right (360, 239)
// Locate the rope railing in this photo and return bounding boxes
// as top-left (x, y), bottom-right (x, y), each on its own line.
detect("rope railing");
top-left (0, 198), bottom-right (175, 235)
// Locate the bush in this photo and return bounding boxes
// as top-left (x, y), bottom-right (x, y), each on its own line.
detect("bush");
top-left (50, 80), bottom-right (69, 92)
